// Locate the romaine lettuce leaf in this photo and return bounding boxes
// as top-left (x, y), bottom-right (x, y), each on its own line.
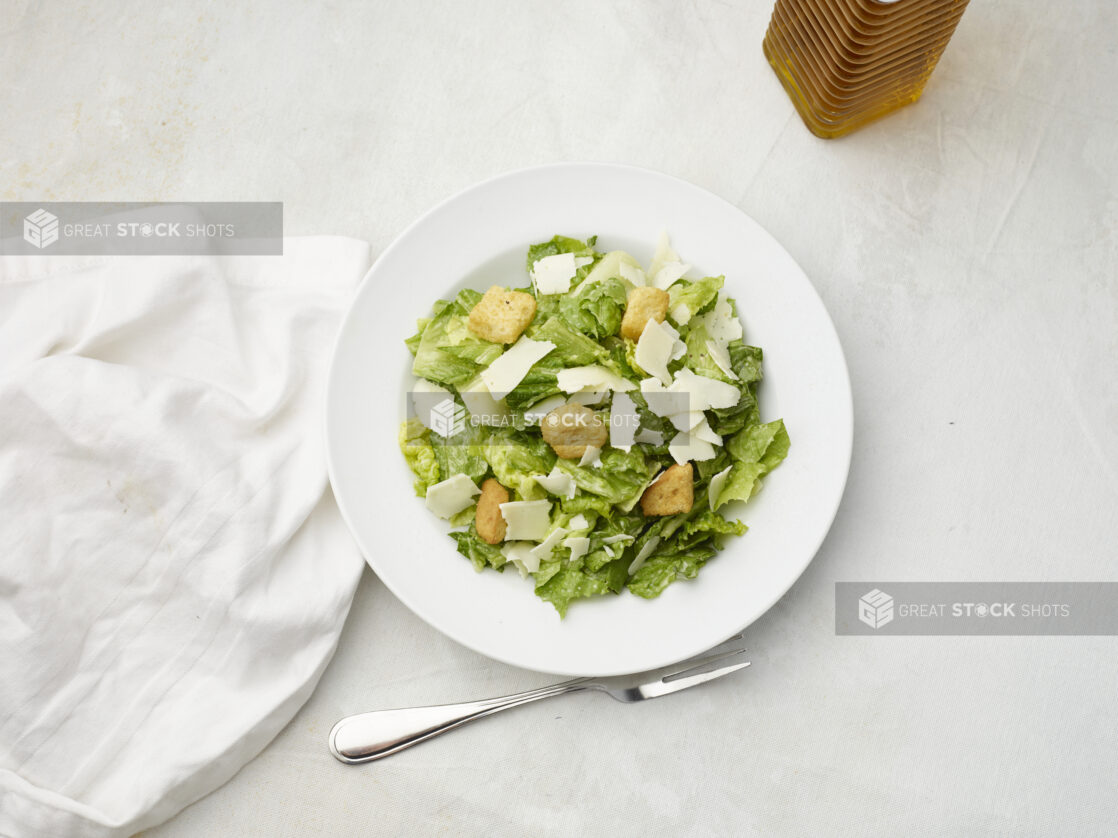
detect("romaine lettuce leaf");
top-left (627, 545), bottom-right (717, 599)
top-left (412, 290), bottom-right (502, 387)
top-left (554, 446), bottom-right (654, 504)
top-left (503, 364), bottom-right (562, 412)
top-left (668, 276), bottom-right (724, 324)
top-left (430, 418), bottom-right (489, 485)
top-left (676, 511), bottom-right (748, 546)
top-left (683, 321), bottom-right (735, 383)
top-left (728, 341), bottom-right (764, 384)
top-left (531, 317), bottom-right (609, 366)
top-left (526, 235), bottom-right (598, 272)
top-left (559, 277), bottom-right (627, 339)
top-left (405, 318), bottom-right (430, 357)
top-left (713, 419), bottom-right (791, 510)
top-left (535, 557), bottom-right (613, 617)
top-left (707, 387), bottom-right (759, 437)
top-left (576, 250), bottom-right (642, 290)
top-left (450, 525), bottom-right (507, 572)
top-left (560, 494), bottom-right (614, 518)
top-left (482, 426), bottom-right (556, 499)
top-left (399, 419), bottom-right (439, 495)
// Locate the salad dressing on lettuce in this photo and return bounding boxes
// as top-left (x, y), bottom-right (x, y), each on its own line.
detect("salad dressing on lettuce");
top-left (400, 234), bottom-right (788, 617)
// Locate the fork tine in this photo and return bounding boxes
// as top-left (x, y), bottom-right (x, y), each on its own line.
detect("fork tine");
top-left (662, 645), bottom-right (749, 683)
top-left (639, 660), bottom-right (751, 698)
top-left (635, 634), bottom-right (747, 683)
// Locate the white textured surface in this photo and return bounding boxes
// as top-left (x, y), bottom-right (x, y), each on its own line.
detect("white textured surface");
top-left (2, 0), bottom-right (1116, 835)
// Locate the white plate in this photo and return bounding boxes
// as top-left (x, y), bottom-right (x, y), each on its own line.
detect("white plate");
top-left (326, 163), bottom-right (852, 677)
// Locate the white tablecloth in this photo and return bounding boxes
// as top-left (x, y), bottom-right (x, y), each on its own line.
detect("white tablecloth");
top-left (3, 0), bottom-right (1116, 835)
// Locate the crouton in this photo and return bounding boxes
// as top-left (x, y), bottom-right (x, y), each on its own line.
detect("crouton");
top-left (541, 403), bottom-right (608, 460)
top-left (476, 478), bottom-right (509, 544)
top-left (640, 463), bottom-right (693, 516)
top-left (467, 286), bottom-right (537, 344)
top-left (620, 286), bottom-right (670, 341)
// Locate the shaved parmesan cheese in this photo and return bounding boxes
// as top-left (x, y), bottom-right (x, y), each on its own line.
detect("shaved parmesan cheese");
top-left (568, 388), bottom-right (609, 406)
top-left (635, 319), bottom-right (676, 385)
top-left (530, 526), bottom-right (569, 561)
top-left (579, 251), bottom-right (631, 288)
top-left (609, 391), bottom-right (638, 451)
top-left (603, 545), bottom-right (615, 558)
top-left (619, 261), bottom-right (646, 286)
top-left (628, 536), bottom-right (660, 576)
top-left (670, 369), bottom-right (740, 412)
top-left (602, 534), bottom-right (634, 544)
top-left (705, 340), bottom-right (739, 381)
top-left (578, 445), bottom-right (601, 467)
top-left (634, 428), bottom-right (664, 445)
top-left (502, 542), bottom-right (540, 575)
top-left (522, 394), bottom-right (567, 424)
top-left (641, 369), bottom-right (737, 421)
top-left (410, 379), bottom-right (453, 432)
top-left (692, 418), bottom-right (722, 445)
top-left (662, 321), bottom-right (686, 360)
top-left (652, 261), bottom-right (690, 291)
top-left (668, 411), bottom-right (705, 432)
top-left (481, 336), bottom-right (555, 395)
top-left (695, 294), bottom-right (742, 344)
top-left (499, 499), bottom-right (552, 541)
top-left (647, 231), bottom-right (680, 282)
top-left (563, 536), bottom-right (591, 563)
top-left (557, 365), bottom-right (635, 393)
top-left (668, 433), bottom-right (716, 465)
top-left (708, 465), bottom-right (733, 511)
top-left (534, 467), bottom-right (576, 499)
top-left (567, 513), bottom-right (590, 531)
top-left (424, 474), bottom-right (480, 519)
top-left (460, 375), bottom-right (514, 423)
top-left (530, 253), bottom-right (590, 295)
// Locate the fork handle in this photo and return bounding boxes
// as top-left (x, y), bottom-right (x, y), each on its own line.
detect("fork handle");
top-left (329, 678), bottom-right (590, 763)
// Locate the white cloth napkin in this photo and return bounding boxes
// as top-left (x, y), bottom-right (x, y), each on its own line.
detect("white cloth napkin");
top-left (0, 238), bottom-right (372, 838)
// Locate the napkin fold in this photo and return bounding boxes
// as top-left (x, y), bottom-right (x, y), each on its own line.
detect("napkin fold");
top-left (0, 238), bottom-right (372, 838)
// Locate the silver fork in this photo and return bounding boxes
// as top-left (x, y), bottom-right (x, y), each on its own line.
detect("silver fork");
top-left (329, 636), bottom-right (750, 764)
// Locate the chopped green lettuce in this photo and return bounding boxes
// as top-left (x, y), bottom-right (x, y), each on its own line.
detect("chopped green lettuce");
top-left (668, 275), bottom-right (724, 324)
top-left (628, 545), bottom-right (717, 599)
top-left (712, 419), bottom-right (791, 511)
top-left (527, 235), bottom-right (598, 273)
top-left (559, 277), bottom-right (627, 339)
top-left (400, 234), bottom-right (790, 617)
top-left (412, 290), bottom-right (503, 386)
top-left (554, 446), bottom-right (654, 505)
top-left (399, 419), bottom-right (439, 495)
top-left (482, 427), bottom-right (555, 500)
top-left (450, 525), bottom-right (507, 572)
top-left (531, 317), bottom-right (608, 366)
top-left (430, 418), bottom-right (490, 485)
top-left (577, 250), bottom-right (642, 290)
top-left (535, 557), bottom-right (615, 617)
